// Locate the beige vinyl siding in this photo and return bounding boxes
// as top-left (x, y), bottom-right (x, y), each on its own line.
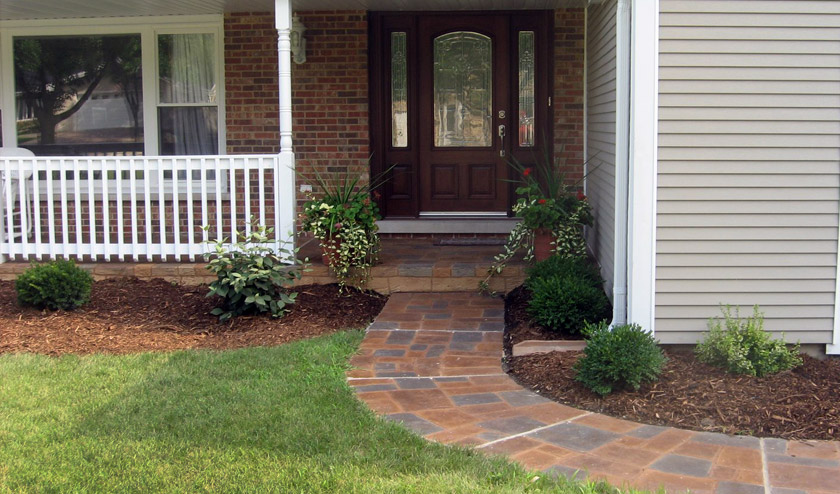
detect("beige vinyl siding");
top-left (586, 0), bottom-right (618, 300)
top-left (656, 0), bottom-right (840, 344)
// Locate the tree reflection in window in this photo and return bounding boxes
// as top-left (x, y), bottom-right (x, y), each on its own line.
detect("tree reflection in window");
top-left (13, 35), bottom-right (144, 156)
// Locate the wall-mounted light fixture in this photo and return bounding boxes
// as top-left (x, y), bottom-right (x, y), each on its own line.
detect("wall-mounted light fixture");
top-left (291, 15), bottom-right (307, 64)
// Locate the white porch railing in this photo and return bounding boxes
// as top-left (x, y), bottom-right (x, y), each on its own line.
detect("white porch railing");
top-left (0, 155), bottom-right (295, 262)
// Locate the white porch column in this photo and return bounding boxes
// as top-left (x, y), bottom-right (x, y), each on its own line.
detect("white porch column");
top-left (275, 0), bottom-right (296, 248)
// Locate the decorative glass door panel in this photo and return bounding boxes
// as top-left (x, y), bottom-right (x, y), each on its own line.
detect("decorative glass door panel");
top-left (433, 32), bottom-right (492, 148)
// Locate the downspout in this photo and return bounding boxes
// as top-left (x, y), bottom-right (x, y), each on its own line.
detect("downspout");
top-left (612, 0), bottom-right (631, 326)
top-left (275, 0), bottom-right (297, 248)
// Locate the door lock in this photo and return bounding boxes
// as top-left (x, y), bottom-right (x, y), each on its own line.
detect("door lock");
top-left (498, 110), bottom-right (506, 119)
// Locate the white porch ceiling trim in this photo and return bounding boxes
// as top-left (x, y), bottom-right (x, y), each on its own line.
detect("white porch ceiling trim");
top-left (0, 0), bottom-right (584, 21)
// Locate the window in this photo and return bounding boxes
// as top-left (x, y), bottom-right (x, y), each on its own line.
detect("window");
top-left (158, 33), bottom-right (218, 155)
top-left (0, 17), bottom-right (224, 158)
top-left (13, 34), bottom-right (144, 156)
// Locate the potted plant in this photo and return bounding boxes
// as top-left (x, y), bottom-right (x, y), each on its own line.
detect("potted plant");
top-left (299, 171), bottom-right (382, 290)
top-left (479, 151), bottom-right (593, 294)
top-left (511, 163), bottom-right (592, 261)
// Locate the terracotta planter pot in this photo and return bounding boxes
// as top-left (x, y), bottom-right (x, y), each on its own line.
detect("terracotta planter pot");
top-left (533, 228), bottom-right (553, 261)
top-left (321, 237), bottom-right (342, 265)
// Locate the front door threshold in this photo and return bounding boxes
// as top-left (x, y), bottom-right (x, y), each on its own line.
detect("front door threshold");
top-left (377, 218), bottom-right (519, 234)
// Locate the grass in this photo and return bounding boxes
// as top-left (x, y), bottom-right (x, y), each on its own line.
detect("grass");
top-left (0, 330), bottom-right (644, 493)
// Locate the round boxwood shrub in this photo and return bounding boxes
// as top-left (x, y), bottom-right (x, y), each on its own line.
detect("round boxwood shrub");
top-left (525, 255), bottom-right (603, 287)
top-left (15, 259), bottom-right (93, 310)
top-left (526, 275), bottom-right (610, 334)
top-left (575, 322), bottom-right (667, 396)
top-left (524, 256), bottom-right (610, 334)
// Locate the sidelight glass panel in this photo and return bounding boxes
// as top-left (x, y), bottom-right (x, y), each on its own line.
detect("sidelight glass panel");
top-left (433, 32), bottom-right (492, 147)
top-left (391, 32), bottom-right (408, 148)
top-left (518, 31), bottom-right (535, 147)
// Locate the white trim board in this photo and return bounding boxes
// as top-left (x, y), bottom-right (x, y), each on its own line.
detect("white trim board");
top-left (627, 0), bottom-right (658, 333)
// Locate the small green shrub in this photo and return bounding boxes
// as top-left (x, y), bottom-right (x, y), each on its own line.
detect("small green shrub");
top-left (15, 259), bottom-right (93, 310)
top-left (575, 322), bottom-right (666, 396)
top-left (695, 305), bottom-right (802, 377)
top-left (204, 223), bottom-right (303, 322)
top-left (525, 255), bottom-right (603, 286)
top-left (524, 256), bottom-right (609, 334)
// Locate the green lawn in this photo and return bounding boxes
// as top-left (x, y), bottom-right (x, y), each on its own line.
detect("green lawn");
top-left (0, 330), bottom-right (640, 493)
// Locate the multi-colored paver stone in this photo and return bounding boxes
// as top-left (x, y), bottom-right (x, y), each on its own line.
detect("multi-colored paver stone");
top-left (348, 292), bottom-right (840, 494)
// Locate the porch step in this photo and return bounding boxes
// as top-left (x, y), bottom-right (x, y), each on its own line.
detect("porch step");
top-left (297, 238), bottom-right (526, 294)
top-left (0, 239), bottom-right (527, 295)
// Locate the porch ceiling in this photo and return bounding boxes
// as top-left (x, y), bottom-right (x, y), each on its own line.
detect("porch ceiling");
top-left (0, 0), bottom-right (583, 21)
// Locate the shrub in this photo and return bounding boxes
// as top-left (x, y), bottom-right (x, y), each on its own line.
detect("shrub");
top-left (524, 256), bottom-right (609, 334)
top-left (695, 305), bottom-right (802, 377)
top-left (204, 223), bottom-right (303, 322)
top-left (525, 255), bottom-right (603, 286)
top-left (15, 259), bottom-right (93, 310)
top-left (575, 322), bottom-right (666, 396)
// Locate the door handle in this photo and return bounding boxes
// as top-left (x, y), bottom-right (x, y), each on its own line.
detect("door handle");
top-left (498, 124), bottom-right (506, 157)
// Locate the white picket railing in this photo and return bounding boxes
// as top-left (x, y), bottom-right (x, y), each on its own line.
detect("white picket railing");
top-left (0, 154), bottom-right (295, 262)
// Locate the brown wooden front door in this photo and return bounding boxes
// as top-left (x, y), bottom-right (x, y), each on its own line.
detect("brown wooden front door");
top-left (370, 12), bottom-right (552, 218)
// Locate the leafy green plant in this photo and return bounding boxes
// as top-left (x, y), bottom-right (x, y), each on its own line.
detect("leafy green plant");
top-left (523, 256), bottom-right (609, 334)
top-left (695, 305), bottom-right (802, 377)
top-left (299, 166), bottom-right (388, 290)
top-left (204, 222), bottom-right (302, 322)
top-left (15, 259), bottom-right (93, 310)
top-left (575, 322), bottom-right (667, 396)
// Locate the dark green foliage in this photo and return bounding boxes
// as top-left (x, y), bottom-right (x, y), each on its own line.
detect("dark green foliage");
top-left (695, 305), bottom-right (802, 377)
top-left (525, 255), bottom-right (603, 287)
top-left (205, 223), bottom-right (302, 322)
top-left (575, 322), bottom-right (667, 396)
top-left (525, 256), bottom-right (609, 334)
top-left (15, 259), bottom-right (93, 310)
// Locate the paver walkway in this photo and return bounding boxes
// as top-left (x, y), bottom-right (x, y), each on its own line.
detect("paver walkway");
top-left (347, 292), bottom-right (840, 494)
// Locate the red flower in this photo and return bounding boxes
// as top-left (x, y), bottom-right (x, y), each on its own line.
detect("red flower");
top-left (363, 198), bottom-right (370, 206)
top-left (537, 199), bottom-right (546, 204)
top-left (523, 168), bottom-right (532, 177)
top-left (576, 191), bottom-right (586, 201)
top-left (334, 222), bottom-right (343, 230)
top-left (373, 190), bottom-right (382, 200)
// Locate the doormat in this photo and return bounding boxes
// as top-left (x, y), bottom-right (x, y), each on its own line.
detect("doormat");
top-left (434, 238), bottom-right (506, 246)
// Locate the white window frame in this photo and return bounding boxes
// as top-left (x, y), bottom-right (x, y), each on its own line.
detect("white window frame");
top-left (0, 15), bottom-right (226, 157)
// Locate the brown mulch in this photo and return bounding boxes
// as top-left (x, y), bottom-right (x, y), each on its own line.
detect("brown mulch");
top-left (505, 284), bottom-right (840, 441)
top-left (0, 279), bottom-right (387, 356)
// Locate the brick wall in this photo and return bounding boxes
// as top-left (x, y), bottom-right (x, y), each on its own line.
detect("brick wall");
top-left (291, 11), bottom-right (370, 206)
top-left (553, 9), bottom-right (586, 185)
top-left (224, 13), bottom-right (281, 155)
top-left (224, 11), bottom-right (370, 210)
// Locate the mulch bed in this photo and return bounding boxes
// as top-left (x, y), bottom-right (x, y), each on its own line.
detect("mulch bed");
top-left (0, 279), bottom-right (387, 356)
top-left (505, 285), bottom-right (840, 441)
